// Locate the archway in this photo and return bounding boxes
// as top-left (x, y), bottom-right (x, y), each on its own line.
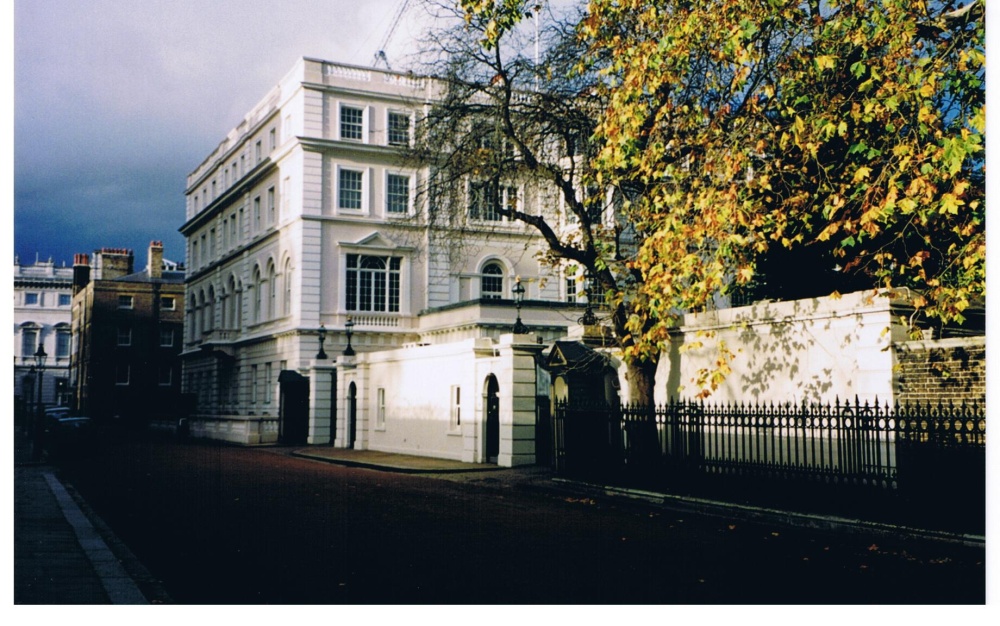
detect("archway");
top-left (484, 374), bottom-right (500, 463)
top-left (347, 382), bottom-right (357, 449)
top-left (278, 370), bottom-right (309, 445)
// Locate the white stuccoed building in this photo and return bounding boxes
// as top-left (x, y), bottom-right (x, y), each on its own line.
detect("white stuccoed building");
top-left (13, 257), bottom-right (75, 413)
top-left (180, 58), bottom-right (590, 458)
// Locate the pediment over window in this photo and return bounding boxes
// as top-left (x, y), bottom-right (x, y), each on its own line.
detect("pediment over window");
top-left (339, 231), bottom-right (413, 253)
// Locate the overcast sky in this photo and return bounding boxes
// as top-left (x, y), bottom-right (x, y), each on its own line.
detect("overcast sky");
top-left (12, 0), bottom-right (435, 268)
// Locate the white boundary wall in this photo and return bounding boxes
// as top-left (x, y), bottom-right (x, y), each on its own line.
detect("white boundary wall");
top-left (336, 334), bottom-right (543, 466)
top-left (650, 290), bottom-right (910, 405)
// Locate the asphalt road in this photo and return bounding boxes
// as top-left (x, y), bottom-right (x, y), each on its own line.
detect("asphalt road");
top-left (57, 437), bottom-right (985, 604)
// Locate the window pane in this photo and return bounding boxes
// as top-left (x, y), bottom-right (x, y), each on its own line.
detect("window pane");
top-left (25, 293), bottom-right (38, 305)
top-left (339, 170), bottom-right (363, 209)
top-left (56, 332), bottom-right (71, 357)
top-left (341, 106), bottom-right (363, 140)
top-left (346, 255), bottom-right (401, 313)
top-left (59, 294), bottom-right (71, 306)
top-left (386, 174), bottom-right (409, 214)
top-left (388, 112), bottom-right (410, 146)
top-left (482, 263), bottom-right (504, 299)
top-left (21, 330), bottom-right (37, 357)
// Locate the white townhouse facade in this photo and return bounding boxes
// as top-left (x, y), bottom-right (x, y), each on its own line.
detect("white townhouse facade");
top-left (180, 58), bottom-right (592, 450)
top-left (14, 257), bottom-right (74, 413)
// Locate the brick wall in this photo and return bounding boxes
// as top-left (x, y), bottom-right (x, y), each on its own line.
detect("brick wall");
top-left (894, 336), bottom-right (985, 406)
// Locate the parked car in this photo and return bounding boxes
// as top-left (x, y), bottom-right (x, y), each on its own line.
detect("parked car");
top-left (44, 406), bottom-right (71, 420)
top-left (46, 416), bottom-right (95, 460)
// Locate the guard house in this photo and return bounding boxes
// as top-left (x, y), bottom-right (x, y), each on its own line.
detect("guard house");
top-left (547, 340), bottom-right (620, 407)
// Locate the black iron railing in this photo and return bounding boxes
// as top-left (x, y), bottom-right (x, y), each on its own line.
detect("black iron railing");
top-left (554, 398), bottom-right (985, 533)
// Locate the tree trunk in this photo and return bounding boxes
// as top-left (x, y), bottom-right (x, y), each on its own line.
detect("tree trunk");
top-left (624, 358), bottom-right (658, 407)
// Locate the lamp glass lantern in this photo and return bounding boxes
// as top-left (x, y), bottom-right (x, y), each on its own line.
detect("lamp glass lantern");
top-left (343, 317), bottom-right (356, 356)
top-left (512, 277), bottom-right (528, 334)
top-left (316, 324), bottom-right (328, 359)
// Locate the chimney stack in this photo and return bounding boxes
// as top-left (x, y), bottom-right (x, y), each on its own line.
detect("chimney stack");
top-left (148, 241), bottom-right (164, 280)
top-left (94, 247), bottom-right (134, 280)
top-left (72, 253), bottom-right (91, 295)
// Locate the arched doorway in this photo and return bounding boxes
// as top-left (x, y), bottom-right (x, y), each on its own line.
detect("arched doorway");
top-left (278, 370), bottom-right (309, 445)
top-left (484, 374), bottom-right (500, 463)
top-left (347, 382), bottom-right (357, 449)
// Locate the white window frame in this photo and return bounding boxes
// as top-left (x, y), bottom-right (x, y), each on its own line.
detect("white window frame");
top-left (159, 327), bottom-right (174, 347)
top-left (118, 295), bottom-right (134, 310)
top-left (161, 296), bottom-right (176, 311)
top-left (158, 366), bottom-right (173, 387)
top-left (264, 363), bottom-right (273, 404)
top-left (449, 385), bottom-right (462, 432)
top-left (251, 364), bottom-right (259, 405)
top-left (344, 254), bottom-right (402, 313)
top-left (115, 365), bottom-right (130, 386)
top-left (481, 262), bottom-right (505, 300)
top-left (386, 109), bottom-right (412, 147)
top-left (337, 166), bottom-right (368, 212)
top-left (56, 328), bottom-right (71, 358)
top-left (384, 171), bottom-right (413, 217)
top-left (21, 327), bottom-right (38, 359)
top-left (339, 103), bottom-right (367, 142)
top-left (117, 326), bottom-right (132, 347)
top-left (468, 180), bottom-right (519, 223)
top-left (376, 387), bottom-right (386, 430)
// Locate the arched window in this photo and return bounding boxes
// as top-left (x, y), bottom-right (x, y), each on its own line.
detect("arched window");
top-left (345, 254), bottom-right (401, 312)
top-left (206, 286), bottom-right (216, 332)
top-left (234, 278), bottom-right (242, 331)
top-left (481, 262), bottom-right (504, 299)
top-left (228, 276), bottom-right (239, 330)
top-left (196, 290), bottom-right (205, 336)
top-left (282, 259), bottom-right (292, 317)
top-left (253, 266), bottom-right (262, 323)
top-left (20, 323), bottom-right (39, 361)
top-left (55, 323), bottom-right (71, 359)
top-left (220, 288), bottom-right (229, 330)
top-left (267, 261), bottom-right (276, 320)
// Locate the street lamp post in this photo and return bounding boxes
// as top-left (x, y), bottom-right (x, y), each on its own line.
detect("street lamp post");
top-left (25, 365), bottom-right (36, 435)
top-left (343, 317), bottom-right (356, 357)
top-left (316, 324), bottom-right (328, 360)
top-left (512, 277), bottom-right (528, 334)
top-left (578, 270), bottom-right (598, 326)
top-left (32, 342), bottom-right (47, 461)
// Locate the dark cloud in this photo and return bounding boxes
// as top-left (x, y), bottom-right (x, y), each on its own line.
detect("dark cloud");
top-left (13, 0), bottom-right (424, 266)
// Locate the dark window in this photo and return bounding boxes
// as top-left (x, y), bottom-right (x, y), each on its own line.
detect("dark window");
top-left (339, 169), bottom-right (363, 209)
top-left (341, 106), bottom-right (364, 140)
top-left (346, 254), bottom-right (401, 312)
top-left (388, 112), bottom-right (410, 146)
top-left (386, 174), bottom-right (410, 214)
top-left (482, 263), bottom-right (504, 299)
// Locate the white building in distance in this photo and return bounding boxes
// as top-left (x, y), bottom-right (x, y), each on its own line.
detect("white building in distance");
top-left (180, 58), bottom-right (591, 450)
top-left (13, 256), bottom-right (74, 414)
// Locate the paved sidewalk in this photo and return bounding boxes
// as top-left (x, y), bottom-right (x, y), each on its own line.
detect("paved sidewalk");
top-left (290, 446), bottom-right (507, 473)
top-left (13, 429), bottom-right (151, 605)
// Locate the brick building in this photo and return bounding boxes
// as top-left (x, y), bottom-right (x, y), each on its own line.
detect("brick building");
top-left (70, 242), bottom-right (187, 425)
